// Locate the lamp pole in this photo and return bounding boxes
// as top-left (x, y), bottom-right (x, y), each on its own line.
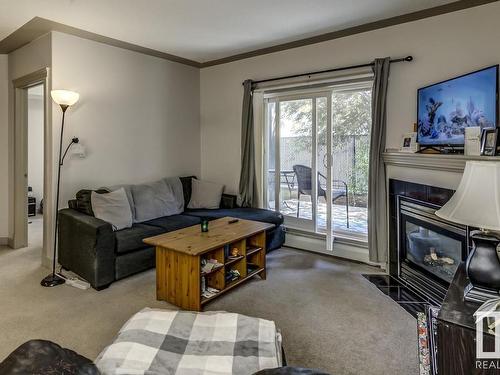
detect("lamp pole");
top-left (41, 90), bottom-right (80, 287)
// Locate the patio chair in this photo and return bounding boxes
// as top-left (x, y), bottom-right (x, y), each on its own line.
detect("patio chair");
top-left (292, 164), bottom-right (349, 228)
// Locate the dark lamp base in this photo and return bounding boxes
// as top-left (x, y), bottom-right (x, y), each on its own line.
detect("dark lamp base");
top-left (464, 283), bottom-right (500, 304)
top-left (41, 274), bottom-right (65, 287)
top-left (464, 231), bottom-right (500, 303)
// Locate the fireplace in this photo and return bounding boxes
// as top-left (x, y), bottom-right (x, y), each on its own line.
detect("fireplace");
top-left (397, 196), bottom-right (468, 304)
top-left (386, 179), bottom-right (470, 306)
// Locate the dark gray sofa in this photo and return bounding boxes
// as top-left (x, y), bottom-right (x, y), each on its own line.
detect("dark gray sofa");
top-left (58, 177), bottom-right (285, 290)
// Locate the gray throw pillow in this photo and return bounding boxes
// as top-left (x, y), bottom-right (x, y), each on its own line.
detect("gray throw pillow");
top-left (163, 177), bottom-right (185, 213)
top-left (187, 179), bottom-right (224, 209)
top-left (91, 188), bottom-right (133, 231)
top-left (131, 179), bottom-right (183, 222)
top-left (106, 184), bottom-right (136, 221)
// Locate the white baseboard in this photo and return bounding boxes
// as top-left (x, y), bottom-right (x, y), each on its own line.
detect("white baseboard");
top-left (284, 230), bottom-right (380, 266)
top-left (0, 237), bottom-right (8, 246)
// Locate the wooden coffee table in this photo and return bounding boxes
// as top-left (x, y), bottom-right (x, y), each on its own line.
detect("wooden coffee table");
top-left (143, 217), bottom-right (274, 311)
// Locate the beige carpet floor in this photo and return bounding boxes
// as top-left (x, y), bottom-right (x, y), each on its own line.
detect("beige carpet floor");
top-left (0, 230), bottom-right (418, 374)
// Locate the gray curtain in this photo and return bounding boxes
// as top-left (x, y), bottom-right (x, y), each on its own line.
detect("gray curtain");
top-left (368, 57), bottom-right (391, 263)
top-left (238, 80), bottom-right (258, 207)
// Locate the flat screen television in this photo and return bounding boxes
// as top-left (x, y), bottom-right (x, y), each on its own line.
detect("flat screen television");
top-left (417, 65), bottom-right (499, 148)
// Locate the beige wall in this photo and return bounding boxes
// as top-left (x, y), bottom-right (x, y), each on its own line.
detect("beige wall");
top-left (5, 34), bottom-right (52, 243)
top-left (0, 55), bottom-right (8, 241)
top-left (51, 32), bottom-right (201, 206)
top-left (2, 31), bottom-right (201, 263)
top-left (200, 2), bottom-right (500, 194)
top-left (8, 34), bottom-right (51, 81)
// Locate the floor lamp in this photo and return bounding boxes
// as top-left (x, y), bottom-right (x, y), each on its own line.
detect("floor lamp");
top-left (41, 90), bottom-right (80, 287)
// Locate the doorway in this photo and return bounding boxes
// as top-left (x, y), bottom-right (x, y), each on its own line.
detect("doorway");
top-left (11, 68), bottom-right (52, 266)
top-left (27, 84), bottom-right (44, 251)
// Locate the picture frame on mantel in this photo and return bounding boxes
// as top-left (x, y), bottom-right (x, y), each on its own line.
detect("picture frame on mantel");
top-left (480, 127), bottom-right (499, 156)
top-left (400, 132), bottom-right (419, 153)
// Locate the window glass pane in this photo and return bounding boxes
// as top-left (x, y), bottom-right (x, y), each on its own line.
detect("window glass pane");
top-left (331, 88), bottom-right (371, 235)
top-left (279, 99), bottom-right (312, 219)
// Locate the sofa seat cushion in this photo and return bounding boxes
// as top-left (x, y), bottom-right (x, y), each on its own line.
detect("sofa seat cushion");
top-left (184, 208), bottom-right (284, 227)
top-left (143, 214), bottom-right (201, 232)
top-left (115, 224), bottom-right (164, 254)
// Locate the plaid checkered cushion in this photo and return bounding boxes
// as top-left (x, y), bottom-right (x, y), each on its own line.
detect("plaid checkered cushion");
top-left (96, 308), bottom-right (282, 374)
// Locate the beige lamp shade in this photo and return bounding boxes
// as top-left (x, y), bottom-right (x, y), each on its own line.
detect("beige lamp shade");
top-left (435, 161), bottom-right (500, 231)
top-left (51, 90), bottom-right (79, 106)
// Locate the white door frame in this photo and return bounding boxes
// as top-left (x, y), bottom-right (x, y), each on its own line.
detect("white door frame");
top-left (10, 68), bottom-right (53, 265)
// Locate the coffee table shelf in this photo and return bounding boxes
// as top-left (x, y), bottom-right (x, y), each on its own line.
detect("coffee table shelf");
top-left (201, 267), bottom-right (265, 305)
top-left (144, 217), bottom-right (273, 311)
top-left (246, 246), bottom-right (262, 257)
top-left (225, 255), bottom-right (244, 267)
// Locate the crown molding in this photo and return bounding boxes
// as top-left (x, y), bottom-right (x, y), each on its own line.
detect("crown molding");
top-left (200, 0), bottom-right (499, 67)
top-left (0, 17), bottom-right (202, 68)
top-left (0, 0), bottom-right (497, 69)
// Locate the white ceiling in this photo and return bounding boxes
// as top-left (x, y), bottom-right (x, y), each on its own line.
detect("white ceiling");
top-left (0, 0), bottom-right (456, 63)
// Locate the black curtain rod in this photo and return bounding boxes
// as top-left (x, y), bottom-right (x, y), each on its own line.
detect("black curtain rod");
top-left (244, 55), bottom-right (413, 86)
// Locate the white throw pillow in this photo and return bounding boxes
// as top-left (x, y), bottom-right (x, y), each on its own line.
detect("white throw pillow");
top-left (91, 188), bottom-right (133, 231)
top-left (187, 179), bottom-right (224, 209)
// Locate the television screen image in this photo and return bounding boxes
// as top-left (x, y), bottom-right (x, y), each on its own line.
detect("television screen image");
top-left (417, 65), bottom-right (498, 147)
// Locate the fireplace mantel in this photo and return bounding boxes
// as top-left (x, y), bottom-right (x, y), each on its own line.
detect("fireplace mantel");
top-left (382, 152), bottom-right (500, 173)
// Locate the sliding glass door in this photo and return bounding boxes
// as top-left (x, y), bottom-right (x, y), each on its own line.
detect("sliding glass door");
top-left (265, 91), bottom-right (332, 238)
top-left (264, 81), bottom-right (372, 248)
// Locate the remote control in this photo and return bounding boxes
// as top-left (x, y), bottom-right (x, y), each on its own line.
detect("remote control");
top-left (228, 219), bottom-right (239, 224)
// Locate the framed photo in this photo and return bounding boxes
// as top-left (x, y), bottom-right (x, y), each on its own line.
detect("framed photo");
top-left (400, 132), bottom-right (419, 153)
top-left (480, 128), bottom-right (499, 156)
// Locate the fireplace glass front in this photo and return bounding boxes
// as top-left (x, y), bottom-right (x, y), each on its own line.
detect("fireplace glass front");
top-left (404, 222), bottom-right (462, 284)
top-left (399, 197), bottom-right (467, 290)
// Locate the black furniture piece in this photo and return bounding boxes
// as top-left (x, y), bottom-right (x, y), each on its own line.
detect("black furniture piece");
top-left (0, 340), bottom-right (326, 375)
top-left (0, 340), bottom-right (99, 375)
top-left (436, 264), bottom-right (494, 375)
top-left (58, 177), bottom-right (286, 290)
top-left (28, 196), bottom-right (36, 217)
top-left (292, 164), bottom-right (349, 227)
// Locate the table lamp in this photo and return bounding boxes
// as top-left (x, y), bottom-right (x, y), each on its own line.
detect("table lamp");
top-left (436, 161), bottom-right (500, 303)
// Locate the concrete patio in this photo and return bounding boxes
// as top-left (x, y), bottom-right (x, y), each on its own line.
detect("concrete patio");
top-left (270, 197), bottom-right (368, 234)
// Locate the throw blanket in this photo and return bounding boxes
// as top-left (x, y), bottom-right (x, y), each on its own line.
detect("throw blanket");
top-left (96, 308), bottom-right (282, 375)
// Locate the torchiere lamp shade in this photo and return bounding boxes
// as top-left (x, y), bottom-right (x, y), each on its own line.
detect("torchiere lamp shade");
top-left (436, 161), bottom-right (500, 231)
top-left (51, 90), bottom-right (80, 107)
